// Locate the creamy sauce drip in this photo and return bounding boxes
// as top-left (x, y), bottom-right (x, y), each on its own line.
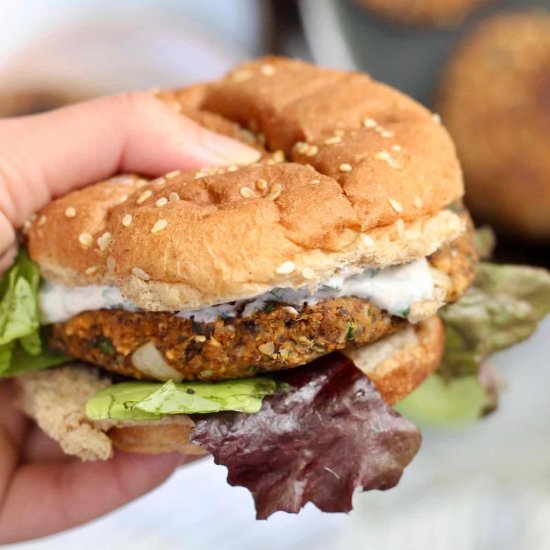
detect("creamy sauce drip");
top-left (39, 258), bottom-right (434, 324)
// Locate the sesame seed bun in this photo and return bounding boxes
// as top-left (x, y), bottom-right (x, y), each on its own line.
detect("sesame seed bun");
top-left (437, 11), bottom-right (550, 241)
top-left (16, 316), bottom-right (443, 460)
top-left (355, 0), bottom-right (495, 27)
top-left (28, 57), bottom-right (464, 309)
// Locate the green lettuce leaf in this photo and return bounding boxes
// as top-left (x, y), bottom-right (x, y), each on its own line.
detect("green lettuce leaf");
top-left (85, 377), bottom-right (279, 421)
top-left (0, 250), bottom-right (69, 377)
top-left (438, 262), bottom-right (550, 379)
top-left (395, 363), bottom-right (500, 425)
top-left (395, 374), bottom-right (487, 424)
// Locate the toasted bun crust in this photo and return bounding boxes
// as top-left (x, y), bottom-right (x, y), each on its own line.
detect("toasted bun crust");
top-left (27, 57), bottom-right (464, 310)
top-left (437, 12), bottom-right (550, 240)
top-left (343, 315), bottom-right (444, 404)
top-left (16, 317), bottom-right (443, 460)
top-left (356, 0), bottom-right (494, 27)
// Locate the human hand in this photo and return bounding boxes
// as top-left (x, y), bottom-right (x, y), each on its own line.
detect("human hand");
top-left (0, 92), bottom-right (259, 543)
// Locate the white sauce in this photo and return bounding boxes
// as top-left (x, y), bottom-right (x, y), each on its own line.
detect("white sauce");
top-left (39, 258), bottom-right (434, 324)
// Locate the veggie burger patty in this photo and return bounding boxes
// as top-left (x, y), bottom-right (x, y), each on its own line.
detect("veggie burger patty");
top-left (49, 230), bottom-right (476, 381)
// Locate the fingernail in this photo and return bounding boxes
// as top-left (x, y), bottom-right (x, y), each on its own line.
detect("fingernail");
top-left (200, 131), bottom-right (262, 165)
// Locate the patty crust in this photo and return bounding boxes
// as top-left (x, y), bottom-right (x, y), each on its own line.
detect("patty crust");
top-left (49, 230), bottom-right (476, 381)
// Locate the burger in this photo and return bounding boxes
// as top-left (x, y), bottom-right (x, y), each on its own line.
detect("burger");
top-left (2, 57), bottom-right (549, 518)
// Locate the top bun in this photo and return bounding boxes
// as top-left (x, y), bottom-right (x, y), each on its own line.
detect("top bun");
top-left (28, 57), bottom-right (464, 310)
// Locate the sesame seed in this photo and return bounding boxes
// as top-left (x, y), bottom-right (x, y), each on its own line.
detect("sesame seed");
top-left (324, 136), bottom-right (342, 145)
top-left (375, 151), bottom-right (391, 161)
top-left (302, 267), bottom-right (316, 279)
top-left (334, 129), bottom-right (345, 137)
top-left (255, 179), bottom-right (268, 190)
top-left (169, 192), bottom-right (180, 202)
top-left (115, 194), bottom-right (128, 205)
top-left (107, 256), bottom-right (116, 271)
top-left (165, 170), bottom-right (180, 179)
top-left (38, 215), bottom-right (47, 226)
top-left (136, 179), bottom-right (148, 188)
top-left (276, 260), bottom-right (295, 274)
top-left (391, 144), bottom-right (402, 152)
top-left (260, 64), bottom-right (276, 76)
top-left (310, 179), bottom-right (321, 184)
top-left (389, 198), bottom-right (403, 213)
top-left (296, 141), bottom-right (308, 154)
top-left (283, 306), bottom-right (299, 316)
top-left (232, 69), bottom-right (252, 82)
top-left (111, 175), bottom-right (136, 186)
top-left (432, 113), bottom-right (442, 124)
top-left (64, 207), bottom-right (76, 218)
top-left (137, 190), bottom-right (152, 204)
top-left (97, 232), bottom-right (113, 251)
top-left (132, 267), bottom-right (150, 281)
top-left (85, 266), bottom-right (98, 275)
top-left (152, 177), bottom-right (165, 186)
top-left (151, 219), bottom-right (168, 233)
top-left (396, 218), bottom-right (405, 238)
top-left (156, 197), bottom-right (168, 207)
top-left (240, 186), bottom-right (256, 199)
top-left (414, 196), bottom-right (424, 209)
top-left (79, 233), bottom-right (93, 247)
top-left (194, 335), bottom-right (207, 343)
top-left (194, 171), bottom-right (208, 179)
top-left (339, 163), bottom-right (353, 173)
top-left (227, 165), bottom-right (238, 172)
top-left (305, 145), bottom-right (318, 157)
top-left (388, 158), bottom-right (401, 169)
top-left (259, 342), bottom-right (275, 356)
top-left (122, 214), bottom-right (133, 227)
top-left (360, 234), bottom-right (374, 248)
top-left (266, 182), bottom-right (283, 200)
top-left (362, 117), bottom-right (377, 128)
top-left (379, 129), bottom-right (394, 138)
top-left (272, 150), bottom-right (285, 163)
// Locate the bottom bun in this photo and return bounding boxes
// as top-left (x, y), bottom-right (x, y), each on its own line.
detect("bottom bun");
top-left (16, 316), bottom-right (443, 461)
top-left (108, 423), bottom-right (207, 456)
top-left (342, 315), bottom-right (444, 404)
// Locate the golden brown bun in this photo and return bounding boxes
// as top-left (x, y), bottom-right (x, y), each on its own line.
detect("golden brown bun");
top-left (28, 57), bottom-right (464, 310)
top-left (107, 423), bottom-right (207, 456)
top-left (343, 316), bottom-right (444, 404)
top-left (437, 11), bottom-right (550, 241)
top-left (16, 318), bottom-right (442, 460)
top-left (356, 0), bottom-right (495, 27)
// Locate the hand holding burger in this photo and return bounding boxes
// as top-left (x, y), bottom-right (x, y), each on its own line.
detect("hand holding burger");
top-left (1, 58), bottom-right (549, 543)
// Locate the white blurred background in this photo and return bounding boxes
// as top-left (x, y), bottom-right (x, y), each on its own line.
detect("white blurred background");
top-left (1, 1), bottom-right (549, 549)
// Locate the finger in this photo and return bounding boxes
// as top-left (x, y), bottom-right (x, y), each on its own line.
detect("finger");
top-left (20, 425), bottom-right (71, 464)
top-left (0, 92), bottom-right (260, 248)
top-left (0, 381), bottom-right (28, 446)
top-left (0, 243), bottom-right (17, 274)
top-left (0, 451), bottom-right (197, 544)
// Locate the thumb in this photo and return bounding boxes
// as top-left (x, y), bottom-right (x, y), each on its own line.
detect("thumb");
top-left (0, 92), bottom-right (260, 255)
